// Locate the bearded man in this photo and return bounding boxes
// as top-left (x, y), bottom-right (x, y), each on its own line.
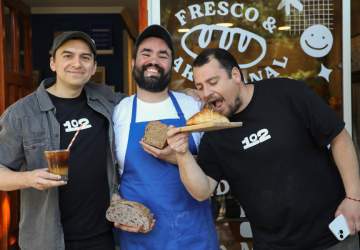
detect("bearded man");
top-left (111, 25), bottom-right (219, 249)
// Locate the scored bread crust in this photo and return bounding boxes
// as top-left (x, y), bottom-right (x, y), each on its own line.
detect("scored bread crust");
top-left (186, 108), bottom-right (229, 126)
top-left (106, 194), bottom-right (154, 233)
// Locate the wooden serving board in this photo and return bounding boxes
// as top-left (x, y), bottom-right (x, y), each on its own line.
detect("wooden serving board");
top-left (178, 122), bottom-right (243, 132)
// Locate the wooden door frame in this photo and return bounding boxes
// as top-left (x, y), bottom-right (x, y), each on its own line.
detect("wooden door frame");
top-left (0, 0), bottom-right (5, 113)
top-left (0, 1), bottom-right (31, 249)
top-left (139, 0), bottom-right (147, 31)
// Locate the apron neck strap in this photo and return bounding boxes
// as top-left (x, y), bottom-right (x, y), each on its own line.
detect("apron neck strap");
top-left (131, 92), bottom-right (185, 124)
top-left (168, 91), bottom-right (185, 120)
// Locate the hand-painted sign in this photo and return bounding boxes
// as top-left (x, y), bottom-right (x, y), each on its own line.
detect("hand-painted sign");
top-left (171, 0), bottom-right (334, 83)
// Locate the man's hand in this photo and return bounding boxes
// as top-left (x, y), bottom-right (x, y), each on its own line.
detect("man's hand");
top-left (114, 219), bottom-right (156, 233)
top-left (140, 140), bottom-right (177, 165)
top-left (335, 197), bottom-right (360, 235)
top-left (25, 168), bottom-right (66, 190)
top-left (167, 126), bottom-right (190, 155)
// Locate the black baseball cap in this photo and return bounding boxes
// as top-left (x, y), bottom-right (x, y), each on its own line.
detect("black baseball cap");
top-left (135, 24), bottom-right (174, 56)
top-left (50, 31), bottom-right (97, 57)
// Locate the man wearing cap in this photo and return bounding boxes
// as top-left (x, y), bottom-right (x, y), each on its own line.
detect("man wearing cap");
top-left (0, 31), bottom-right (124, 249)
top-left (112, 24), bottom-right (219, 249)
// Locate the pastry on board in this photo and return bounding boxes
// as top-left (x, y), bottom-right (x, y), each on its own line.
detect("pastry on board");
top-left (186, 107), bottom-right (229, 126)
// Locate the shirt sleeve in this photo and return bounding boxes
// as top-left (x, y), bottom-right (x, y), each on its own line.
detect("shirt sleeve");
top-left (0, 106), bottom-right (25, 170)
top-left (289, 80), bottom-right (344, 147)
top-left (197, 133), bottom-right (224, 182)
top-left (114, 92), bottom-right (126, 104)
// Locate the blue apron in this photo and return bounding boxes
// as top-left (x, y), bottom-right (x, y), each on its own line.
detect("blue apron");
top-left (118, 92), bottom-right (218, 250)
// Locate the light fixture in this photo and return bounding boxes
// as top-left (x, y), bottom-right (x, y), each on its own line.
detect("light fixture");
top-left (178, 28), bottom-right (190, 33)
top-left (216, 23), bottom-right (234, 27)
top-left (278, 26), bottom-right (291, 31)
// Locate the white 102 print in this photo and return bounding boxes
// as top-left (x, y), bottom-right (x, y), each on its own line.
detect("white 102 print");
top-left (63, 118), bottom-right (92, 132)
top-left (242, 128), bottom-right (271, 150)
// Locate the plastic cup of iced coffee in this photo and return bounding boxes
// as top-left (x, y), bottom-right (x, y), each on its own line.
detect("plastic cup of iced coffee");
top-left (44, 149), bottom-right (70, 181)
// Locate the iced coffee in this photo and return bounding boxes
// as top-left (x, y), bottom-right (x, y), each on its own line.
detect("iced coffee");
top-left (44, 149), bottom-right (70, 181)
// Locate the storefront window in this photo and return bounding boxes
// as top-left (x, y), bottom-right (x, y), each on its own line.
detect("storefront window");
top-left (159, 1), bottom-right (343, 248)
top-left (161, 0), bottom-right (342, 116)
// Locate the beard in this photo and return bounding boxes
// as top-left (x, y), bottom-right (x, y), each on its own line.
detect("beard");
top-left (133, 63), bottom-right (171, 92)
top-left (227, 96), bottom-right (242, 117)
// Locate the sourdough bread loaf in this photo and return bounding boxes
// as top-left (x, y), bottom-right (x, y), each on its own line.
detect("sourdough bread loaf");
top-left (143, 120), bottom-right (168, 149)
top-left (106, 194), bottom-right (154, 233)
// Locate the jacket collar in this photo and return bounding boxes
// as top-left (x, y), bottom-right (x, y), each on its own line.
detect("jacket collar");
top-left (35, 78), bottom-right (97, 111)
top-left (36, 78), bottom-right (56, 111)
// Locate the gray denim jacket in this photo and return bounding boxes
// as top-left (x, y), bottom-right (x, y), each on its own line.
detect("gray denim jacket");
top-left (0, 78), bottom-right (124, 250)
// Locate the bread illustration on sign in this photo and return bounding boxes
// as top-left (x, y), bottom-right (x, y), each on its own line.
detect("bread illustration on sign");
top-left (186, 107), bottom-right (229, 126)
top-left (143, 120), bottom-right (169, 149)
top-left (106, 193), bottom-right (154, 233)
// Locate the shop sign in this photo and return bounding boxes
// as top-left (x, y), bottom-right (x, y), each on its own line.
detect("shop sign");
top-left (172, 0), bottom-right (334, 83)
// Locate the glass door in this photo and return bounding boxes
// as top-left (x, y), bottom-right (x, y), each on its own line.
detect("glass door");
top-left (145, 1), bottom-right (352, 249)
top-left (0, 0), bottom-right (33, 114)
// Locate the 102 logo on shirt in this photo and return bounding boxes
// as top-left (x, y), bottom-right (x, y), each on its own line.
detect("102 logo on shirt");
top-left (242, 128), bottom-right (271, 150)
top-left (63, 118), bottom-right (92, 132)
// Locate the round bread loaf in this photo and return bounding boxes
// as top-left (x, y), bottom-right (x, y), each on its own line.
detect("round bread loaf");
top-left (106, 194), bottom-right (154, 233)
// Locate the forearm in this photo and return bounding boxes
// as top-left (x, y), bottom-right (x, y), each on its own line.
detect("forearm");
top-left (0, 165), bottom-right (30, 191)
top-left (176, 151), bottom-right (216, 201)
top-left (331, 129), bottom-right (360, 198)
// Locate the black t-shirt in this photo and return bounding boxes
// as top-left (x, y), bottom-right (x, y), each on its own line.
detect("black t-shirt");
top-left (48, 91), bottom-right (112, 241)
top-left (198, 79), bottom-right (345, 250)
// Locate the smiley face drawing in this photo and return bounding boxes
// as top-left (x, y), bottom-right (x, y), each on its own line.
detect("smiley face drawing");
top-left (300, 24), bottom-right (333, 58)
